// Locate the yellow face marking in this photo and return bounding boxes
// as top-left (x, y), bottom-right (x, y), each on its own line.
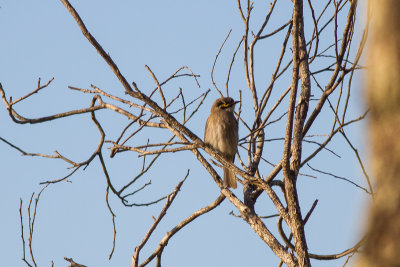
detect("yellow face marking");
top-left (220, 103), bottom-right (231, 108)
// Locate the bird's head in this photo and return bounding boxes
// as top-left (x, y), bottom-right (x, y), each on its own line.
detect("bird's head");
top-left (212, 97), bottom-right (240, 112)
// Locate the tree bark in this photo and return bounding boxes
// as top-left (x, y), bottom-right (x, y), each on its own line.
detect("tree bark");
top-left (283, 0), bottom-right (311, 266)
top-left (358, 1), bottom-right (400, 266)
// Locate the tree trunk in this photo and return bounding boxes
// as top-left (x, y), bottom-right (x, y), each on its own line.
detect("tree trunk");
top-left (358, 1), bottom-right (400, 266)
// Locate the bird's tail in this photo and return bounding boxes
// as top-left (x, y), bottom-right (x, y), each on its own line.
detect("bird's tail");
top-left (224, 167), bottom-right (237, 189)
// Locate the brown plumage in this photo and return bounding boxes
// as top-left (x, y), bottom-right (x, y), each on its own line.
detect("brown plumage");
top-left (204, 97), bottom-right (239, 188)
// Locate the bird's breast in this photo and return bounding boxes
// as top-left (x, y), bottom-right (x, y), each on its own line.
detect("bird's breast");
top-left (205, 111), bottom-right (238, 156)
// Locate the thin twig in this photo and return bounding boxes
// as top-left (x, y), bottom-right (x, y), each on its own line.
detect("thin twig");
top-left (145, 65), bottom-right (166, 109)
top-left (105, 186), bottom-right (117, 259)
top-left (307, 164), bottom-right (370, 194)
top-left (211, 29), bottom-right (232, 97)
top-left (133, 173), bottom-right (188, 267)
top-left (10, 77), bottom-right (54, 105)
top-left (138, 194), bottom-right (225, 267)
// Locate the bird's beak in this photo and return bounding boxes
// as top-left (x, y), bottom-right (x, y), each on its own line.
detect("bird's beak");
top-left (234, 101), bottom-right (240, 105)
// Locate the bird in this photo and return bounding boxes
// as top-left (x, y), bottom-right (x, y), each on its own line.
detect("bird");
top-left (204, 97), bottom-right (239, 188)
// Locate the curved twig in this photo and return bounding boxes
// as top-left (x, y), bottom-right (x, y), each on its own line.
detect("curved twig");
top-left (278, 215), bottom-right (365, 260)
top-left (133, 173), bottom-right (189, 267)
top-left (138, 194), bottom-right (225, 267)
top-left (211, 29), bottom-right (232, 97)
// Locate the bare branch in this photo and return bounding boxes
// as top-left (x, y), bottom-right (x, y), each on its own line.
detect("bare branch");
top-left (145, 65), bottom-right (166, 109)
top-left (132, 174), bottom-right (188, 267)
top-left (0, 84), bottom-right (105, 124)
top-left (307, 164), bottom-right (370, 194)
top-left (19, 185), bottom-right (49, 267)
top-left (64, 257), bottom-right (87, 267)
top-left (10, 77), bottom-right (54, 105)
top-left (259, 20), bottom-right (292, 40)
top-left (278, 202), bottom-right (365, 260)
top-left (59, 0), bottom-right (134, 95)
top-left (105, 186), bottom-right (117, 260)
top-left (282, 0), bottom-right (312, 265)
top-left (211, 29), bottom-right (231, 97)
top-left (139, 194), bottom-right (225, 267)
top-left (226, 37), bottom-right (243, 95)
top-left (19, 199), bottom-right (32, 267)
top-left (236, 0), bottom-right (246, 22)
top-left (221, 188), bottom-right (298, 266)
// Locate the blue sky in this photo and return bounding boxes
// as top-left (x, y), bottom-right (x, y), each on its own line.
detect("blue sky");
top-left (1, 1), bottom-right (370, 266)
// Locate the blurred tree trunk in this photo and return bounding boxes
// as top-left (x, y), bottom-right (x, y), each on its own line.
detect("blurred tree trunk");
top-left (359, 1), bottom-right (400, 266)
